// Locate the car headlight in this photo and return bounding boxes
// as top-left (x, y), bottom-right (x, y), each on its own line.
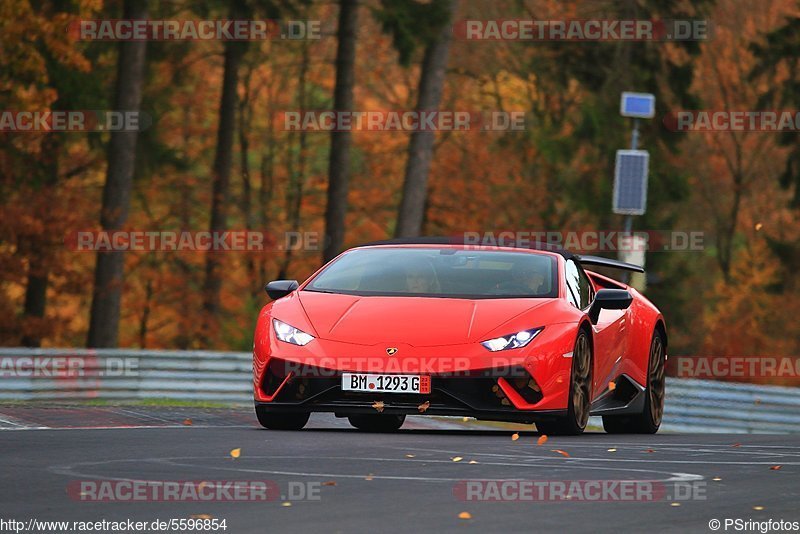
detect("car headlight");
top-left (272, 318), bottom-right (314, 346)
top-left (481, 327), bottom-right (543, 352)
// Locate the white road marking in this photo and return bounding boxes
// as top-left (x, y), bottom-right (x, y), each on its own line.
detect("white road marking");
top-left (0, 424), bottom-right (252, 431)
top-left (0, 414), bottom-right (49, 429)
top-left (50, 454), bottom-right (700, 485)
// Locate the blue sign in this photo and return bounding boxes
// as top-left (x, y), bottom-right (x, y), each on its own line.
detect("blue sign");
top-left (620, 92), bottom-right (655, 119)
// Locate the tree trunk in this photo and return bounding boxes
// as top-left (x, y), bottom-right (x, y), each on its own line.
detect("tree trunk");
top-left (21, 133), bottom-right (59, 347)
top-left (394, 0), bottom-right (457, 238)
top-left (86, 0), bottom-right (147, 348)
top-left (21, 269), bottom-right (48, 347)
top-left (201, 0), bottom-right (247, 342)
top-left (258, 87), bottom-right (277, 289)
top-left (138, 277), bottom-right (152, 348)
top-left (172, 102), bottom-right (195, 350)
top-left (323, 0), bottom-right (359, 262)
top-left (239, 63), bottom-right (257, 292)
top-left (277, 42), bottom-right (310, 280)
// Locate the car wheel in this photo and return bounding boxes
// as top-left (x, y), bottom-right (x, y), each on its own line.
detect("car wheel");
top-left (255, 406), bottom-right (310, 430)
top-left (602, 329), bottom-right (665, 434)
top-left (536, 329), bottom-right (592, 436)
top-left (347, 414), bottom-right (406, 432)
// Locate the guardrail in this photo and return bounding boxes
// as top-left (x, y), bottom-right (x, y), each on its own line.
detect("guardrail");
top-left (0, 348), bottom-right (252, 404)
top-left (662, 378), bottom-right (800, 434)
top-left (1, 348), bottom-right (798, 433)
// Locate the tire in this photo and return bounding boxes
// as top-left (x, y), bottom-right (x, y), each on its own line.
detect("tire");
top-left (602, 329), bottom-right (666, 434)
top-left (255, 406), bottom-right (310, 430)
top-left (348, 414), bottom-right (406, 432)
top-left (536, 329), bottom-right (592, 436)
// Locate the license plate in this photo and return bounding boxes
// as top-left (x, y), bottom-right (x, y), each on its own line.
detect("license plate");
top-left (342, 373), bottom-right (431, 394)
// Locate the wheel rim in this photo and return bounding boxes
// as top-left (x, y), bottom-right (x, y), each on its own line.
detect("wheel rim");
top-left (648, 336), bottom-right (665, 425)
top-left (572, 333), bottom-right (591, 429)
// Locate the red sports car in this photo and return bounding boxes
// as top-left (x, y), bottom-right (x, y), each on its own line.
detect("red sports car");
top-left (253, 239), bottom-right (667, 435)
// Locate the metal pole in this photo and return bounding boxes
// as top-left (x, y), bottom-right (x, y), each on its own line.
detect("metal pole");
top-left (623, 119), bottom-right (639, 244)
top-left (620, 118), bottom-right (640, 283)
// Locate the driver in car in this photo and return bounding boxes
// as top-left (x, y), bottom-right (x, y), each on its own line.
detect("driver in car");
top-left (496, 264), bottom-right (546, 295)
top-left (404, 260), bottom-right (439, 293)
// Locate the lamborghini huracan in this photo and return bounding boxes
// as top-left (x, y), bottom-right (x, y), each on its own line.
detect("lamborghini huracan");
top-left (253, 238), bottom-right (667, 435)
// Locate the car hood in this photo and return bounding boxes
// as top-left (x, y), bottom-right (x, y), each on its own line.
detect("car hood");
top-left (296, 290), bottom-right (557, 347)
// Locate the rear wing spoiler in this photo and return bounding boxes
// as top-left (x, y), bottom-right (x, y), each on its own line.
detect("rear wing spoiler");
top-left (576, 255), bottom-right (645, 273)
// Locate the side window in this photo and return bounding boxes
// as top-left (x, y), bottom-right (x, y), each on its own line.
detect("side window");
top-left (565, 260), bottom-right (593, 310)
top-left (576, 265), bottom-right (594, 309)
top-left (565, 260), bottom-right (581, 308)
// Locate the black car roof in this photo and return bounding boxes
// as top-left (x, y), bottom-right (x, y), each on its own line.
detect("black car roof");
top-left (357, 237), bottom-right (645, 272)
top-left (358, 236), bottom-right (576, 259)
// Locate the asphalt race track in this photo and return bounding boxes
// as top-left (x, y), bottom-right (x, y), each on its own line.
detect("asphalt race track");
top-left (1, 406), bottom-right (798, 534)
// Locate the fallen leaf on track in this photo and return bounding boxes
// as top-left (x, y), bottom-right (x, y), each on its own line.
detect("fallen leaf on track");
top-left (452, 456), bottom-right (463, 462)
top-left (183, 419), bottom-right (193, 426)
top-left (731, 443), bottom-right (741, 448)
top-left (551, 449), bottom-right (570, 458)
top-left (753, 506), bottom-right (765, 511)
top-left (670, 502), bottom-right (681, 507)
top-left (712, 477), bottom-right (722, 481)
top-left (607, 448), bottom-right (617, 452)
top-left (365, 474), bottom-right (374, 481)
top-left (770, 465), bottom-right (782, 470)
top-left (537, 435), bottom-right (548, 446)
top-left (458, 512), bottom-right (472, 520)
top-left (511, 433), bottom-right (519, 441)
top-left (322, 481), bottom-right (337, 486)
top-left (372, 401), bottom-right (385, 413)
top-left (468, 460), bottom-right (478, 464)
top-left (282, 502), bottom-right (292, 507)
top-left (643, 449), bottom-right (655, 453)
top-left (405, 454), bottom-right (415, 458)
top-left (229, 448), bottom-right (241, 459)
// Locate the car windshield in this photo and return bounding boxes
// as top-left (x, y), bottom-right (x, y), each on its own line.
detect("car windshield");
top-left (305, 247), bottom-right (558, 299)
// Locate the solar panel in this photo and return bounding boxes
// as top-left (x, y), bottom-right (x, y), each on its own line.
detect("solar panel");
top-left (613, 150), bottom-right (649, 215)
top-left (620, 92), bottom-right (655, 119)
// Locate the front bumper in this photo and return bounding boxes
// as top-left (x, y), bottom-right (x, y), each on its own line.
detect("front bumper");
top-left (254, 356), bottom-right (570, 423)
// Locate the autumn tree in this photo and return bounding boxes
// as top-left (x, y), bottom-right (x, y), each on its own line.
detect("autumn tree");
top-left (323, 0), bottom-right (359, 262)
top-left (394, 0), bottom-right (458, 237)
top-left (87, 0), bottom-right (148, 348)
top-left (750, 13), bottom-right (800, 287)
top-left (200, 0), bottom-right (249, 342)
top-left (0, 0), bottom-right (97, 346)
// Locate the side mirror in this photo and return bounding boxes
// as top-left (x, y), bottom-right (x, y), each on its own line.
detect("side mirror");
top-left (264, 280), bottom-right (299, 300)
top-left (588, 289), bottom-right (633, 324)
